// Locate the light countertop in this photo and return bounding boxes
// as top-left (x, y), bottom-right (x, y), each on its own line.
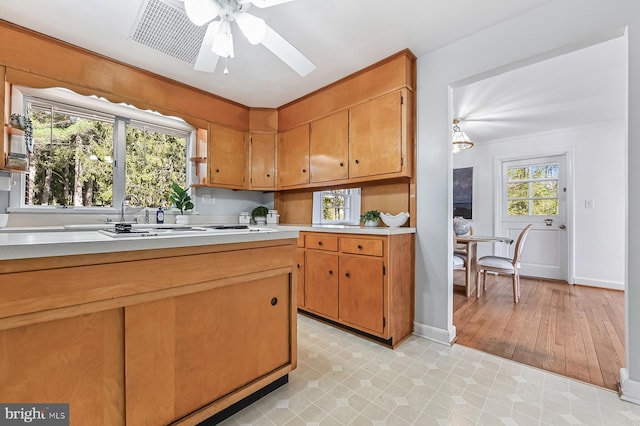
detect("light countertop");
top-left (0, 227), bottom-right (298, 261)
top-left (0, 224), bottom-right (415, 261)
top-left (279, 224), bottom-right (416, 236)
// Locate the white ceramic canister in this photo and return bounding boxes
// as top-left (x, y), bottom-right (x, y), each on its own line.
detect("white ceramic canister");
top-left (239, 212), bottom-right (251, 224)
top-left (267, 210), bottom-right (279, 224)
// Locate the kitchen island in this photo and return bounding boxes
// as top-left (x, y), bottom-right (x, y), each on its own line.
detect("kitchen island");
top-left (0, 227), bottom-right (299, 425)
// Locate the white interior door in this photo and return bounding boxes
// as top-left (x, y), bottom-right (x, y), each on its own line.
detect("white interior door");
top-left (499, 155), bottom-right (568, 281)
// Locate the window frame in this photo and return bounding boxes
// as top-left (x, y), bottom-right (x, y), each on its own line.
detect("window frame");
top-left (8, 86), bottom-right (194, 214)
top-left (312, 188), bottom-right (361, 225)
top-left (504, 160), bottom-right (560, 218)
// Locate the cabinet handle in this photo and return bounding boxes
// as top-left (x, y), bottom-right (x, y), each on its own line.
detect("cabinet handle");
top-left (339, 162), bottom-right (344, 167)
top-left (355, 159), bottom-right (360, 164)
top-left (328, 270), bottom-right (333, 275)
top-left (357, 244), bottom-right (363, 250)
top-left (302, 169), bottom-right (307, 173)
top-left (215, 168), bottom-right (220, 173)
top-left (297, 263), bottom-right (300, 268)
top-left (318, 241), bottom-right (323, 246)
top-left (345, 272), bottom-right (350, 278)
top-left (271, 297), bottom-right (278, 306)
top-left (267, 174), bottom-right (270, 177)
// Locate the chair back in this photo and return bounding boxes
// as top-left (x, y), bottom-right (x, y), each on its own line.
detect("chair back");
top-left (512, 224), bottom-right (534, 267)
top-left (454, 226), bottom-right (472, 250)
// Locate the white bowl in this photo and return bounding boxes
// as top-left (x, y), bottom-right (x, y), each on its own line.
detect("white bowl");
top-left (380, 212), bottom-right (409, 227)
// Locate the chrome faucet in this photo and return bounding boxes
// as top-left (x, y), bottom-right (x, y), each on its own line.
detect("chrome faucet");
top-left (120, 194), bottom-right (140, 222)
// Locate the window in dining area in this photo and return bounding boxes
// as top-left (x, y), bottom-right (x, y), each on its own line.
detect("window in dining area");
top-left (506, 162), bottom-right (559, 216)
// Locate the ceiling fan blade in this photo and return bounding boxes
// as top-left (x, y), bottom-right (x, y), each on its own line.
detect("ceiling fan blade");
top-left (239, 0), bottom-right (296, 8)
top-left (184, 0), bottom-right (221, 26)
top-left (260, 25), bottom-right (315, 76)
top-left (193, 21), bottom-right (220, 72)
top-left (235, 12), bottom-right (267, 45)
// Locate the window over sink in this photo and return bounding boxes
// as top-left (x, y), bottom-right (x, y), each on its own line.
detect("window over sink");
top-left (9, 86), bottom-right (193, 212)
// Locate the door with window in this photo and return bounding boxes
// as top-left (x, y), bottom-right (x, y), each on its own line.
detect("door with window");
top-left (500, 155), bottom-right (568, 281)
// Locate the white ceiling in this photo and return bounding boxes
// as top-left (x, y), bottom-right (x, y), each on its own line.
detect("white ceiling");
top-left (1, 0), bottom-right (552, 108)
top-left (453, 36), bottom-right (627, 144)
top-left (0, 0), bottom-right (625, 144)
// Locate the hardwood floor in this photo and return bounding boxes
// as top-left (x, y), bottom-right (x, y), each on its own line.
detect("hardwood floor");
top-left (453, 272), bottom-right (625, 390)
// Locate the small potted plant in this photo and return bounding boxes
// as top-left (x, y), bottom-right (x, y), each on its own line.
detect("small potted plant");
top-left (251, 205), bottom-right (269, 225)
top-left (361, 210), bottom-right (381, 227)
top-left (170, 183), bottom-right (194, 225)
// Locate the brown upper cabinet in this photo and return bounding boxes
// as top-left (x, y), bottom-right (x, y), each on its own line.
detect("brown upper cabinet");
top-left (349, 90), bottom-right (406, 179)
top-left (275, 50), bottom-right (415, 190)
top-left (276, 88), bottom-right (412, 189)
top-left (249, 132), bottom-right (276, 190)
top-left (277, 124), bottom-right (310, 188)
top-left (208, 123), bottom-right (247, 189)
top-left (309, 110), bottom-right (349, 183)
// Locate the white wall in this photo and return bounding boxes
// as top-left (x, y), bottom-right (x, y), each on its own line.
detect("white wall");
top-left (194, 187), bottom-right (273, 222)
top-left (415, 0), bottom-right (640, 402)
top-left (453, 120), bottom-right (625, 289)
top-left (3, 186), bottom-right (273, 227)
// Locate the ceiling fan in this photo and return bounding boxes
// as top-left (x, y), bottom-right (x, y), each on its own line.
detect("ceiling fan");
top-left (178, 0), bottom-right (316, 76)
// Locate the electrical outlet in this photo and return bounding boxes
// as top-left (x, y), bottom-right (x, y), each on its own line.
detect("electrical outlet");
top-left (585, 199), bottom-right (595, 209)
top-left (201, 193), bottom-right (215, 205)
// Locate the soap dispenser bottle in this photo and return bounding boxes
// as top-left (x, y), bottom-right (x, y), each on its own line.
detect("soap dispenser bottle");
top-left (156, 207), bottom-right (164, 224)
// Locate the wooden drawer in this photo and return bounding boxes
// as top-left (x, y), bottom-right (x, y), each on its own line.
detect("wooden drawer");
top-left (305, 234), bottom-right (338, 251)
top-left (340, 237), bottom-right (384, 257)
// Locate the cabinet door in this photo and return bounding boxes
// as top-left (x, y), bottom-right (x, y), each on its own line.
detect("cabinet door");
top-left (296, 250), bottom-right (306, 307)
top-left (0, 309), bottom-right (125, 426)
top-left (310, 110), bottom-right (348, 183)
top-left (339, 255), bottom-right (384, 334)
top-left (250, 132), bottom-right (276, 190)
top-left (125, 274), bottom-right (291, 423)
top-left (173, 275), bottom-right (290, 419)
top-left (278, 124), bottom-right (310, 188)
top-left (208, 123), bottom-right (247, 189)
top-left (304, 250), bottom-right (339, 319)
top-left (349, 91), bottom-right (403, 178)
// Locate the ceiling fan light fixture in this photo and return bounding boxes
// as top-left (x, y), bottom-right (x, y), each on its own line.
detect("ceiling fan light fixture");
top-left (184, 0), bottom-right (222, 26)
top-left (211, 20), bottom-right (234, 58)
top-left (235, 12), bottom-right (267, 45)
top-left (187, 0), bottom-right (315, 76)
top-left (452, 118), bottom-right (474, 153)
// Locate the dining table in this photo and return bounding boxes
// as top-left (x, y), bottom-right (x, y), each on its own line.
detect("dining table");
top-left (455, 234), bottom-right (514, 297)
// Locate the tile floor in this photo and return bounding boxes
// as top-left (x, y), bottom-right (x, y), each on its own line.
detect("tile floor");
top-left (220, 315), bottom-right (640, 425)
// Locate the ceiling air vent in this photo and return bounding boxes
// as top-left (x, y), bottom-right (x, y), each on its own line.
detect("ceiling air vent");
top-left (130, 0), bottom-right (206, 64)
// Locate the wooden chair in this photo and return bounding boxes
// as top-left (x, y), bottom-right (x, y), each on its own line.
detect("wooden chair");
top-left (454, 226), bottom-right (473, 256)
top-left (452, 233), bottom-right (468, 290)
top-left (476, 224), bottom-right (534, 303)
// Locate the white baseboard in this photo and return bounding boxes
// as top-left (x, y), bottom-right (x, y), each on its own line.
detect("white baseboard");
top-left (573, 277), bottom-right (625, 291)
top-left (413, 321), bottom-right (456, 346)
top-left (620, 368), bottom-right (640, 405)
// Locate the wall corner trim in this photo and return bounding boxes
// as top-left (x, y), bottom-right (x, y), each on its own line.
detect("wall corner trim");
top-left (620, 368), bottom-right (640, 405)
top-left (413, 322), bottom-right (456, 346)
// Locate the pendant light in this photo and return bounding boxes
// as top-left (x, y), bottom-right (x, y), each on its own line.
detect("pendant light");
top-left (452, 118), bottom-right (474, 153)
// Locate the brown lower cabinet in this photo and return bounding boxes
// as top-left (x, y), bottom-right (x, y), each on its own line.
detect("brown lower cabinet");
top-left (297, 231), bottom-right (415, 347)
top-left (0, 239), bottom-right (297, 426)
